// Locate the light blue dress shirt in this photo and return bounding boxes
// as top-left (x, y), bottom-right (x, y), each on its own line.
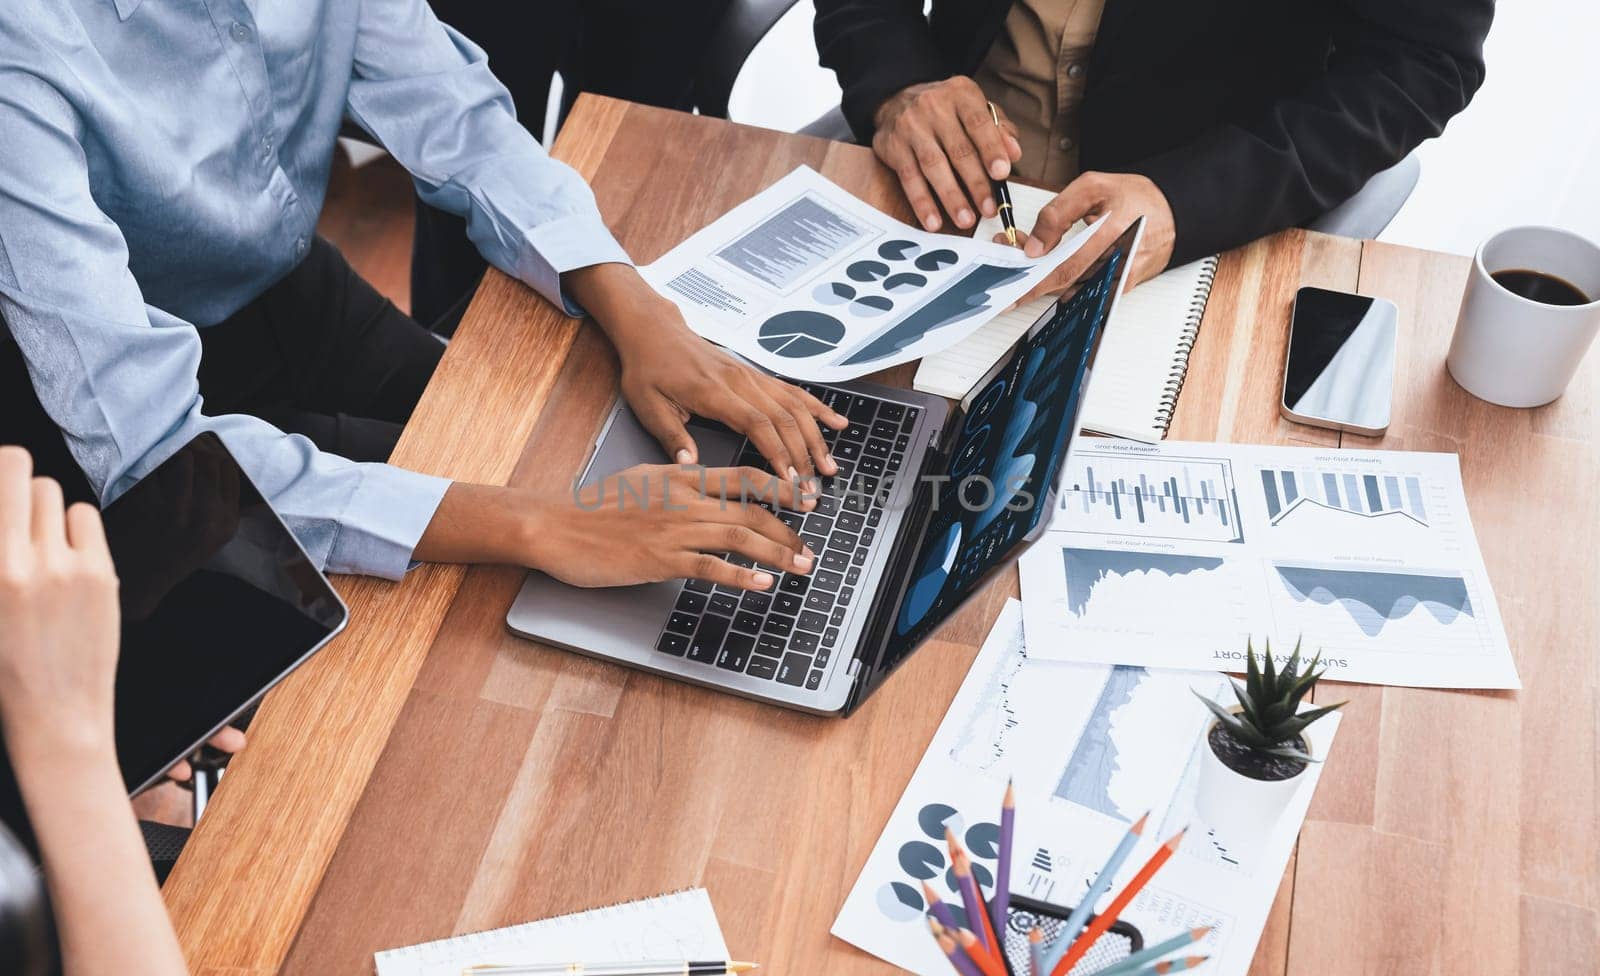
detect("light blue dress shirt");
top-left (0, 0), bottom-right (632, 579)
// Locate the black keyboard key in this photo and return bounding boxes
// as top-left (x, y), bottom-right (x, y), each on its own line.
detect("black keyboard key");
top-left (830, 606), bottom-right (847, 626)
top-left (774, 592), bottom-right (803, 615)
top-left (718, 633), bottom-right (754, 671)
top-left (780, 573), bottom-right (810, 594)
top-left (901, 409), bottom-right (921, 432)
top-left (851, 548), bottom-right (868, 566)
top-left (846, 567), bottom-right (861, 586)
top-left (806, 670), bottom-right (824, 691)
top-left (656, 632), bottom-right (689, 656)
top-left (798, 609), bottom-right (829, 632)
top-left (790, 631), bottom-right (819, 654)
top-left (834, 441), bottom-right (861, 462)
top-left (820, 550), bottom-right (849, 572)
top-left (688, 614), bottom-right (730, 662)
top-left (675, 592), bottom-right (708, 615)
top-left (895, 434), bottom-right (910, 452)
top-left (867, 508), bottom-right (882, 528)
top-left (814, 494), bottom-right (839, 516)
top-left (727, 553), bottom-right (754, 568)
top-left (804, 592), bottom-right (835, 616)
top-left (747, 656), bottom-right (779, 680)
top-left (888, 453), bottom-right (905, 471)
top-left (757, 634), bottom-right (787, 657)
top-left (870, 419), bottom-right (898, 440)
top-left (715, 583), bottom-right (743, 597)
top-left (861, 528), bottom-right (877, 547)
top-left (666, 612), bottom-right (699, 635)
top-left (741, 591), bottom-right (772, 613)
top-left (822, 626), bottom-right (840, 647)
top-left (839, 586), bottom-right (855, 607)
top-left (864, 437), bottom-right (893, 459)
top-left (733, 611), bottom-right (764, 633)
top-left (777, 511), bottom-right (804, 529)
top-left (843, 493), bottom-right (870, 515)
top-left (803, 512), bottom-right (834, 534)
top-left (685, 578), bottom-right (714, 593)
top-left (778, 653), bottom-right (811, 686)
top-left (765, 614), bottom-right (795, 638)
top-left (879, 402), bottom-right (906, 422)
top-left (815, 647), bottom-right (832, 668)
top-left (843, 422), bottom-right (870, 442)
top-left (813, 568), bottom-right (843, 592)
top-left (857, 474), bottom-right (881, 496)
top-left (846, 396), bottom-right (877, 422)
top-left (833, 459), bottom-right (855, 481)
top-left (708, 593), bottom-right (739, 616)
top-left (835, 512), bottom-right (865, 534)
top-left (858, 455), bottom-right (885, 477)
top-left (801, 533), bottom-right (828, 554)
top-left (829, 530), bottom-right (859, 552)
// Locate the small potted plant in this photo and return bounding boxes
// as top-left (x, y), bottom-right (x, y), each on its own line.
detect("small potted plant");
top-left (1192, 638), bottom-right (1344, 861)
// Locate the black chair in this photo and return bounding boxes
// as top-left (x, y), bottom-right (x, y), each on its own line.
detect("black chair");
top-left (692, 0), bottom-right (1416, 238)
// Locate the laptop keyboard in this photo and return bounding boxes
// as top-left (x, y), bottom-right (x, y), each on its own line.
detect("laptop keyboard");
top-left (653, 385), bottom-right (922, 690)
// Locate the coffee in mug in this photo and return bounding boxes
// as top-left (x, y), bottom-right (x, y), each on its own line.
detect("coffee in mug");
top-left (1447, 226), bottom-right (1600, 408)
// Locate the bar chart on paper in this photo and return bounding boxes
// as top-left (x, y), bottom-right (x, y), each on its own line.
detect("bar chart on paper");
top-left (1057, 449), bottom-right (1245, 543)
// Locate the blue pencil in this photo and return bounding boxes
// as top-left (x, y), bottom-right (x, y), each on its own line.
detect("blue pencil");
top-left (1093, 927), bottom-right (1211, 976)
top-left (1041, 811), bottom-right (1150, 972)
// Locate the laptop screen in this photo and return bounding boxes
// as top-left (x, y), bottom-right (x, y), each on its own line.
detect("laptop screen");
top-left (875, 220), bottom-right (1140, 669)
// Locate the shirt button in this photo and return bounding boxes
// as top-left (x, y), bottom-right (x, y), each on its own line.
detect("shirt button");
top-left (1058, 136), bottom-right (1075, 151)
top-left (294, 236), bottom-right (309, 257)
top-left (230, 21), bottom-right (251, 42)
top-left (1066, 62), bottom-right (1085, 79)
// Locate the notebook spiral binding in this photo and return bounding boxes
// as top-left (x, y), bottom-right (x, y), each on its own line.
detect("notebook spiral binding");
top-left (386, 887), bottom-right (704, 964)
top-left (1151, 255), bottom-right (1219, 436)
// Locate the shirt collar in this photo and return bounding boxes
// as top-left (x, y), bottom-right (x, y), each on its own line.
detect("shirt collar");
top-left (112, 0), bottom-right (143, 21)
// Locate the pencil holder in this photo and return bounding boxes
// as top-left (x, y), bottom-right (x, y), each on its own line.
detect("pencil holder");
top-left (1000, 895), bottom-right (1143, 976)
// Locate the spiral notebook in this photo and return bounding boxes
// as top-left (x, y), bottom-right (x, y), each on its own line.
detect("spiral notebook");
top-left (912, 183), bottom-right (1218, 442)
top-left (374, 888), bottom-right (728, 976)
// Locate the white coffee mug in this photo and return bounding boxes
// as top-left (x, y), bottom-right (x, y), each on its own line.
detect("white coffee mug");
top-left (1446, 226), bottom-right (1600, 408)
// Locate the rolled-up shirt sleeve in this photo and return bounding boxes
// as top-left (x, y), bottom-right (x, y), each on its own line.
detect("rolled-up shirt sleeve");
top-left (0, 68), bottom-right (448, 581)
top-left (345, 0), bottom-right (632, 315)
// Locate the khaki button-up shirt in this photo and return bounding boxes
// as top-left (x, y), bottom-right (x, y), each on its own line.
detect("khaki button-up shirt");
top-left (974, 0), bottom-right (1108, 189)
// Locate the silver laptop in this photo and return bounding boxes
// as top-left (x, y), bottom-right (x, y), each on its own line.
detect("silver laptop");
top-left (508, 219), bottom-right (1143, 715)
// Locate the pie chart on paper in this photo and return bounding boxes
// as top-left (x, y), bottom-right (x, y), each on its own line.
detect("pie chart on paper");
top-left (758, 310), bottom-right (848, 358)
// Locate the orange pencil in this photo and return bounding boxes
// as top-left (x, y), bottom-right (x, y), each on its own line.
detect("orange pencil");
top-left (955, 928), bottom-right (1008, 976)
top-left (1049, 830), bottom-right (1187, 976)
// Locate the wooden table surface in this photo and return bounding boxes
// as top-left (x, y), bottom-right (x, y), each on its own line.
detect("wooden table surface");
top-left (162, 96), bottom-right (1599, 976)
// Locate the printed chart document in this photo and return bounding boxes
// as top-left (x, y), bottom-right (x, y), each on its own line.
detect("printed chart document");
top-left (832, 600), bottom-right (1339, 976)
top-left (641, 166), bottom-right (1098, 382)
top-left (1019, 439), bottom-right (1520, 689)
top-left (374, 889), bottom-right (727, 976)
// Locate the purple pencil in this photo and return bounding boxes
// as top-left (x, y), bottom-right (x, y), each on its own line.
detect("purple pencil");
top-left (947, 828), bottom-right (991, 950)
top-left (992, 780), bottom-right (1015, 936)
top-left (923, 881), bottom-right (960, 931)
top-left (931, 918), bottom-right (984, 976)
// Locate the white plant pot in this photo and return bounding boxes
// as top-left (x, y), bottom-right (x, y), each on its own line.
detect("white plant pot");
top-left (1193, 717), bottom-right (1308, 869)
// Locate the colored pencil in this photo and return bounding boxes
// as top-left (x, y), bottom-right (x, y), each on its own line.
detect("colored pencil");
top-left (1121, 954), bottom-right (1209, 976)
top-left (955, 928), bottom-right (1008, 976)
top-left (1091, 927), bottom-right (1211, 976)
top-left (924, 881), bottom-right (960, 931)
top-left (932, 919), bottom-right (984, 976)
top-left (1027, 927), bottom-right (1045, 976)
top-left (1049, 830), bottom-right (1187, 976)
top-left (970, 855), bottom-right (1003, 959)
top-left (947, 828), bottom-right (997, 953)
top-left (992, 780), bottom-right (1015, 937)
top-left (1041, 812), bottom-right (1150, 972)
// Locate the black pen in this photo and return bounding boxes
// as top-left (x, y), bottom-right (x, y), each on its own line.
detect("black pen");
top-left (987, 101), bottom-right (1019, 247)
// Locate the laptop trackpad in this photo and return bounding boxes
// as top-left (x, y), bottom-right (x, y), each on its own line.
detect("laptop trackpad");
top-left (583, 408), bottom-right (746, 486)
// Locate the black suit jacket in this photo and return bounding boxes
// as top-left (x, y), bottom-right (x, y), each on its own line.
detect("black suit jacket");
top-left (813, 0), bottom-right (1493, 265)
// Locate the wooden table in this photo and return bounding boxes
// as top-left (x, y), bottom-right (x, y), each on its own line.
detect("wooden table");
top-left (162, 96), bottom-right (1599, 975)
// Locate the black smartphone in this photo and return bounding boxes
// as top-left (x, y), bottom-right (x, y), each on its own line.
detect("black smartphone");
top-left (1281, 286), bottom-right (1399, 435)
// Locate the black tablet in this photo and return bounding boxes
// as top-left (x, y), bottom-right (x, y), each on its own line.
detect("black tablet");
top-left (0, 432), bottom-right (347, 846)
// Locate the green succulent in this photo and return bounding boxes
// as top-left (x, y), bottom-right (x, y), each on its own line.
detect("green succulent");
top-left (1195, 638), bottom-right (1346, 762)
